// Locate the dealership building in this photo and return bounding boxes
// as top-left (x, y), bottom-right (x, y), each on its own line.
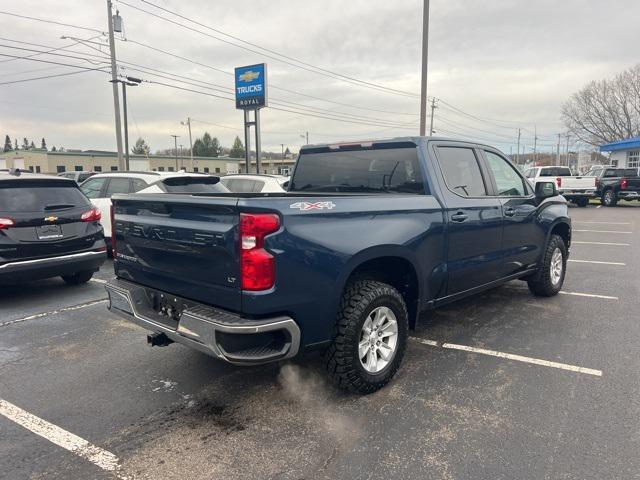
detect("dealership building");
top-left (599, 136), bottom-right (640, 169)
top-left (0, 149), bottom-right (296, 176)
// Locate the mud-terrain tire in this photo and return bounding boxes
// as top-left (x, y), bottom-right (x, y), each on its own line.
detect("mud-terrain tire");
top-left (324, 280), bottom-right (408, 394)
top-left (527, 234), bottom-right (567, 297)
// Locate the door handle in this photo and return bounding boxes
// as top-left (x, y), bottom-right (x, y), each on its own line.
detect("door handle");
top-left (450, 212), bottom-right (468, 222)
top-left (504, 207), bottom-right (515, 217)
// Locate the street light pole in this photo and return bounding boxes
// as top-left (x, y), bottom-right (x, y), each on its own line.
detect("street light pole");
top-left (181, 118), bottom-right (194, 171)
top-left (419, 0), bottom-right (430, 136)
top-left (171, 135), bottom-right (179, 171)
top-left (106, 0), bottom-right (124, 170)
top-left (122, 82), bottom-right (130, 170)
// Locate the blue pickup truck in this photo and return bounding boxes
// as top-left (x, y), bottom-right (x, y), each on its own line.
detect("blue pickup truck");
top-left (105, 137), bottom-right (571, 393)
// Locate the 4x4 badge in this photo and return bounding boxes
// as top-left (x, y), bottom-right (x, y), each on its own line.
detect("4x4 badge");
top-left (289, 201), bottom-right (336, 211)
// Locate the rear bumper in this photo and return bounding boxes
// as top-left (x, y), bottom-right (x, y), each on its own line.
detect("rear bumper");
top-left (618, 191), bottom-right (640, 199)
top-left (105, 278), bottom-right (301, 366)
top-left (0, 249), bottom-right (107, 284)
top-left (560, 190), bottom-right (596, 198)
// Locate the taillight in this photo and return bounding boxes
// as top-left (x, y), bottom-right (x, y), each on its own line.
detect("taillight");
top-left (595, 178), bottom-right (600, 188)
top-left (621, 178), bottom-right (628, 190)
top-left (0, 217), bottom-right (15, 230)
top-left (556, 177), bottom-right (562, 188)
top-left (110, 205), bottom-right (117, 258)
top-left (239, 213), bottom-right (280, 291)
top-left (81, 207), bottom-right (101, 222)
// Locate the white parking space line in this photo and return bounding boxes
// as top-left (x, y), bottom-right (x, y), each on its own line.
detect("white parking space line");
top-left (573, 221), bottom-right (631, 225)
top-left (568, 259), bottom-right (626, 266)
top-left (409, 337), bottom-right (602, 377)
top-left (0, 299), bottom-right (107, 328)
top-left (573, 229), bottom-right (632, 234)
top-left (0, 399), bottom-right (129, 479)
top-left (441, 343), bottom-right (603, 377)
top-left (559, 291), bottom-right (618, 300)
top-left (572, 241), bottom-right (630, 246)
top-left (596, 205), bottom-right (602, 208)
top-left (90, 278), bottom-right (108, 285)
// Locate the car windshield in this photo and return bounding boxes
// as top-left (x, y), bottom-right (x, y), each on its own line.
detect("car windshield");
top-left (289, 145), bottom-right (425, 194)
top-left (0, 182), bottom-right (90, 213)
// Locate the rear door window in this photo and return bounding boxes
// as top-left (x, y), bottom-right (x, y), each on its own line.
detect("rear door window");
top-left (0, 182), bottom-right (90, 213)
top-left (435, 146), bottom-right (487, 197)
top-left (105, 178), bottom-right (132, 196)
top-left (80, 177), bottom-right (107, 199)
top-left (131, 178), bottom-right (148, 192)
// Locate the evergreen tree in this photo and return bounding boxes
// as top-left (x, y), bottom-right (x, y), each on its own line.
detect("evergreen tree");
top-left (192, 132), bottom-right (221, 157)
top-left (284, 147), bottom-right (291, 157)
top-left (14, 139), bottom-right (18, 150)
top-left (51, 146), bottom-right (57, 152)
top-left (30, 141), bottom-right (35, 150)
top-left (41, 138), bottom-right (47, 150)
top-left (3, 135), bottom-right (12, 152)
top-left (229, 136), bottom-right (245, 158)
top-left (22, 138), bottom-right (29, 150)
top-left (131, 137), bottom-right (150, 155)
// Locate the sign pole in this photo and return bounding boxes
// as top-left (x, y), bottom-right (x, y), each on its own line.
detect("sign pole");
top-left (243, 110), bottom-right (251, 174)
top-left (255, 109), bottom-right (261, 174)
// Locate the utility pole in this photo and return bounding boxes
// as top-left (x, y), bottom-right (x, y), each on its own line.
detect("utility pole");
top-left (533, 125), bottom-right (538, 165)
top-left (419, 0), bottom-right (430, 136)
top-left (516, 128), bottom-right (521, 165)
top-left (565, 133), bottom-right (571, 168)
top-left (122, 82), bottom-right (130, 170)
top-left (181, 117), bottom-right (193, 171)
top-left (281, 143), bottom-right (285, 173)
top-left (556, 133), bottom-right (561, 165)
top-left (171, 135), bottom-right (179, 171)
top-left (429, 97), bottom-right (437, 135)
top-left (106, 0), bottom-right (124, 170)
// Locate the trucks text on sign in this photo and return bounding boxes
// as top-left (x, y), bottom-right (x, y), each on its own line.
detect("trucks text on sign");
top-left (234, 63), bottom-right (268, 110)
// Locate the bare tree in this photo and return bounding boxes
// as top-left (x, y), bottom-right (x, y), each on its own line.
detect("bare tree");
top-left (561, 64), bottom-right (640, 146)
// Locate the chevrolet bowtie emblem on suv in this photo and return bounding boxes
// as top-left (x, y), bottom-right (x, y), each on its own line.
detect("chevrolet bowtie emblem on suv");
top-left (44, 216), bottom-right (58, 222)
top-left (239, 70), bottom-right (260, 82)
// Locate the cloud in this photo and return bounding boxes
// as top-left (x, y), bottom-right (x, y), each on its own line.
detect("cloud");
top-left (1, 0), bottom-right (638, 154)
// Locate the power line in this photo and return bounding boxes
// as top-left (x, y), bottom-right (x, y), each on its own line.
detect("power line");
top-left (0, 52), bottom-right (110, 72)
top-left (118, 0), bottom-right (418, 99)
top-left (4, 36), bottom-right (418, 125)
top-left (121, 37), bottom-right (419, 117)
top-left (0, 67), bottom-right (107, 85)
top-left (0, 10), bottom-right (103, 34)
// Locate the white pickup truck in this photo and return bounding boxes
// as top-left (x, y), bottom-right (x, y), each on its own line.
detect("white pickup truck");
top-left (524, 166), bottom-right (596, 207)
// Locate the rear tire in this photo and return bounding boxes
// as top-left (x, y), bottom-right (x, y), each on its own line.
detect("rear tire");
top-left (62, 270), bottom-right (94, 285)
top-left (602, 189), bottom-right (617, 207)
top-left (527, 234), bottom-right (566, 297)
top-left (324, 280), bottom-right (408, 394)
top-left (575, 197), bottom-right (589, 207)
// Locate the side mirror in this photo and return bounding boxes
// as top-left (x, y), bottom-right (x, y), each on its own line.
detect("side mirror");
top-left (535, 181), bottom-right (557, 199)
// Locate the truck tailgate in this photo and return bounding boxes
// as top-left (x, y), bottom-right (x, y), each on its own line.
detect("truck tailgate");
top-left (112, 194), bottom-right (241, 312)
top-left (559, 176), bottom-right (596, 190)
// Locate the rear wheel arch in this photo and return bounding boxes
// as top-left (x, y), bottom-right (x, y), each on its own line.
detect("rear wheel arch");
top-left (549, 221), bottom-right (571, 250)
top-left (339, 254), bottom-right (421, 329)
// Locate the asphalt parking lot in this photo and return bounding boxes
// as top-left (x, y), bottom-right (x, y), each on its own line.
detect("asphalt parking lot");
top-left (1, 202), bottom-right (639, 480)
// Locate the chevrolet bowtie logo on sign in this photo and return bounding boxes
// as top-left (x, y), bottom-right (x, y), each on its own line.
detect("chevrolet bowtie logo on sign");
top-left (239, 70), bottom-right (260, 82)
top-left (44, 216), bottom-right (58, 222)
top-left (235, 63), bottom-right (268, 110)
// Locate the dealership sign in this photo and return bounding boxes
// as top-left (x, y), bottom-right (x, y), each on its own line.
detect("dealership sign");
top-left (234, 63), bottom-right (268, 110)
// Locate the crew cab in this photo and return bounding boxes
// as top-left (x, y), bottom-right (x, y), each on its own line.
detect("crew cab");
top-left (105, 138), bottom-right (571, 393)
top-left (584, 167), bottom-right (640, 206)
top-left (524, 166), bottom-right (596, 207)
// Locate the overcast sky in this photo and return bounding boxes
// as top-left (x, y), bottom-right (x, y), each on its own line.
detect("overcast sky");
top-left (1, 0), bottom-right (638, 155)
